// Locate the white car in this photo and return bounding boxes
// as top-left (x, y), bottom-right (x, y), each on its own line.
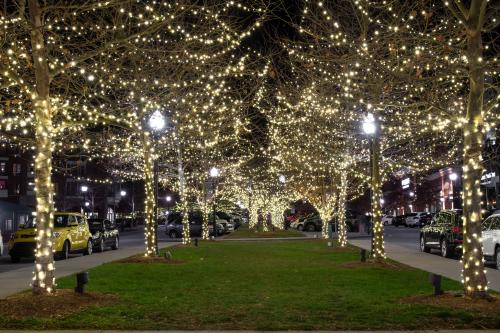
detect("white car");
top-left (381, 215), bottom-right (394, 225)
top-left (405, 212), bottom-right (429, 227)
top-left (482, 214), bottom-right (500, 269)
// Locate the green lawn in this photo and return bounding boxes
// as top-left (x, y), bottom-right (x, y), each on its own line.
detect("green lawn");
top-left (224, 224), bottom-right (305, 238)
top-left (1, 240), bottom-right (499, 330)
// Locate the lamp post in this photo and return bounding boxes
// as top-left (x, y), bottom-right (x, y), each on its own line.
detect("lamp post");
top-left (148, 110), bottom-right (166, 255)
top-left (362, 113), bottom-right (384, 259)
top-left (278, 175), bottom-right (286, 229)
top-left (449, 172), bottom-right (458, 210)
top-left (210, 167), bottom-right (219, 238)
top-left (81, 185), bottom-right (88, 215)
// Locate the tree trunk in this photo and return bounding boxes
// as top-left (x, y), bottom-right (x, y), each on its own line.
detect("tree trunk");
top-left (462, 0), bottom-right (488, 297)
top-left (320, 204), bottom-right (329, 238)
top-left (141, 132), bottom-right (157, 256)
top-left (201, 194), bottom-right (210, 240)
top-left (371, 136), bottom-right (385, 259)
top-left (177, 147), bottom-right (190, 244)
top-left (28, 0), bottom-right (56, 295)
top-left (337, 169), bottom-right (348, 247)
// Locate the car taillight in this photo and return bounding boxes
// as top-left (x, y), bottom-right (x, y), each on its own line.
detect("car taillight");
top-left (452, 226), bottom-right (462, 234)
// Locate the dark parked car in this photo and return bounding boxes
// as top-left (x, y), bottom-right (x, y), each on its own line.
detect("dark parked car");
top-left (393, 215), bottom-right (407, 227)
top-left (115, 217), bottom-right (136, 231)
top-left (420, 210), bottom-right (463, 257)
top-left (165, 211), bottom-right (223, 238)
top-left (87, 218), bottom-right (119, 252)
top-left (419, 213), bottom-right (434, 227)
top-left (296, 213), bottom-right (322, 232)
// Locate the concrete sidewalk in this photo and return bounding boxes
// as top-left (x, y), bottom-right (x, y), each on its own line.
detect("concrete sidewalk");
top-left (349, 239), bottom-right (500, 292)
top-left (0, 242), bottom-right (174, 299)
top-left (0, 329), bottom-right (500, 333)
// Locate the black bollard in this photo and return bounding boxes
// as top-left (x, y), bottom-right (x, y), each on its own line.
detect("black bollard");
top-left (75, 271), bottom-right (89, 294)
top-left (194, 238), bottom-right (199, 247)
top-left (429, 273), bottom-right (443, 296)
top-left (360, 249), bottom-right (367, 262)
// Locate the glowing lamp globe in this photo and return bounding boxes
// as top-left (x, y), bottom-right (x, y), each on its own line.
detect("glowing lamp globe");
top-left (148, 110), bottom-right (165, 131)
top-left (362, 113), bottom-right (376, 135)
top-left (210, 167), bottom-right (220, 178)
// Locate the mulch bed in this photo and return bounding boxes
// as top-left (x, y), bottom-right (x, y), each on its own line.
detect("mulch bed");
top-left (0, 289), bottom-right (118, 319)
top-left (338, 259), bottom-right (407, 270)
top-left (401, 292), bottom-right (500, 314)
top-left (115, 254), bottom-right (185, 264)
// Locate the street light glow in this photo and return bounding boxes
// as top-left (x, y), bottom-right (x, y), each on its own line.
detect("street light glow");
top-left (148, 110), bottom-right (166, 131)
top-left (120, 190), bottom-right (127, 197)
top-left (449, 173), bottom-right (458, 181)
top-left (84, 202), bottom-right (90, 207)
top-left (210, 166), bottom-right (220, 178)
top-left (362, 113), bottom-right (376, 135)
top-left (81, 185), bottom-right (88, 193)
top-left (166, 195), bottom-right (172, 202)
top-left (278, 174), bottom-right (286, 183)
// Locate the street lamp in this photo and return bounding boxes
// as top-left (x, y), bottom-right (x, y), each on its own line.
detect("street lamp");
top-left (120, 190), bottom-right (127, 197)
top-left (210, 166), bottom-right (220, 178)
top-left (362, 112), bottom-right (384, 258)
top-left (210, 167), bottom-right (220, 238)
top-left (148, 110), bottom-right (166, 255)
top-left (80, 185), bottom-right (89, 214)
top-left (148, 110), bottom-right (166, 132)
top-left (278, 174), bottom-right (286, 184)
top-left (362, 113), bottom-right (376, 135)
top-left (449, 172), bottom-right (458, 209)
top-left (166, 195), bottom-right (172, 202)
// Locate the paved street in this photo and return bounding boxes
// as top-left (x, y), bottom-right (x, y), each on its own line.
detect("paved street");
top-left (349, 225), bottom-right (500, 292)
top-left (1, 225), bottom-right (499, 296)
top-left (0, 227), bottom-right (176, 298)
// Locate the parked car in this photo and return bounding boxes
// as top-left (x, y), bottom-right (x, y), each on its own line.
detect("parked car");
top-left (419, 213), bottom-right (434, 226)
top-left (405, 212), bottom-right (432, 227)
top-left (229, 213), bottom-right (244, 229)
top-left (87, 218), bottom-right (119, 252)
top-left (0, 232), bottom-right (3, 256)
top-left (481, 213), bottom-right (500, 269)
top-left (381, 214), bottom-right (394, 225)
top-left (392, 215), bottom-right (406, 227)
top-left (420, 210), bottom-right (463, 257)
top-left (296, 213), bottom-right (322, 232)
top-left (166, 211), bottom-right (222, 238)
top-left (8, 212), bottom-right (93, 263)
top-left (115, 217), bottom-right (136, 231)
top-left (215, 211), bottom-right (236, 232)
top-left (166, 211), bottom-right (200, 238)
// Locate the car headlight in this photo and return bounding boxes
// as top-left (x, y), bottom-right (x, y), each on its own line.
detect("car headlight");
top-left (52, 232), bottom-right (61, 238)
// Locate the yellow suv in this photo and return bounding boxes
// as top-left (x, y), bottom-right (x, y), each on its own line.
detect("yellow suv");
top-left (8, 212), bottom-right (93, 263)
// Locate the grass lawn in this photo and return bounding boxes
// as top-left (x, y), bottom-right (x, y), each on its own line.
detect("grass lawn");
top-left (224, 223), bottom-right (305, 238)
top-left (1, 240), bottom-right (499, 330)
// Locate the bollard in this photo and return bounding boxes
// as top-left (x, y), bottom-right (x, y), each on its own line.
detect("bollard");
top-left (194, 238), bottom-right (199, 247)
top-left (164, 251), bottom-right (172, 260)
top-left (360, 249), bottom-right (367, 262)
top-left (429, 273), bottom-right (443, 295)
top-left (327, 241), bottom-right (332, 247)
top-left (75, 271), bottom-right (89, 294)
